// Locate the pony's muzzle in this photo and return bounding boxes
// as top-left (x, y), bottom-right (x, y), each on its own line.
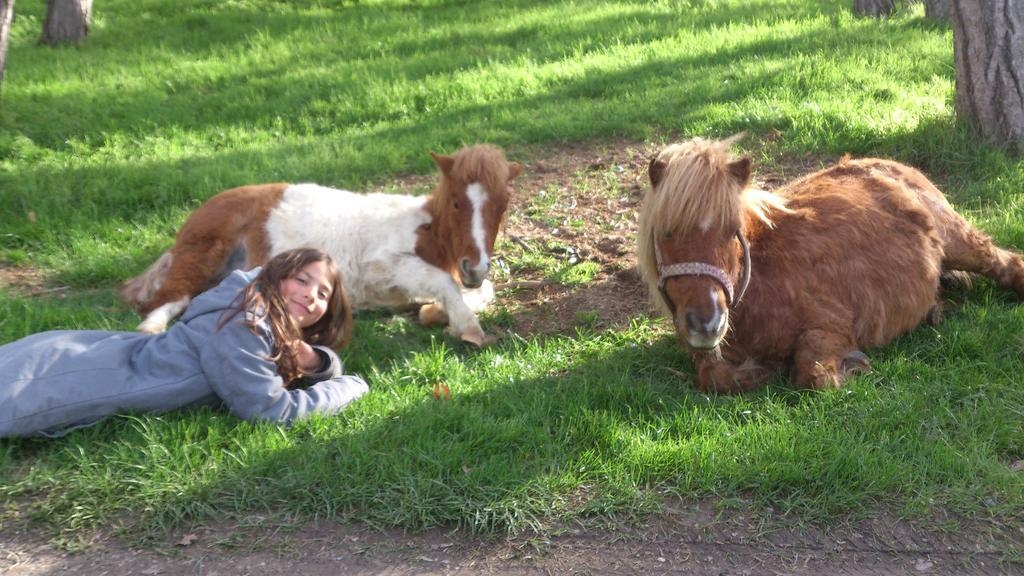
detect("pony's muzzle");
top-left (676, 306), bottom-right (728, 351)
top-left (459, 257), bottom-right (488, 289)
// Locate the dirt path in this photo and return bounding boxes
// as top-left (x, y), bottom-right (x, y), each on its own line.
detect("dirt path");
top-left (4, 499), bottom-right (1020, 575)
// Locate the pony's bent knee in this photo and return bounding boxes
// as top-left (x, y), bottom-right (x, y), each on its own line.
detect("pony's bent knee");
top-left (696, 361), bottom-right (766, 394)
top-left (136, 297), bottom-right (190, 333)
top-left (418, 303), bottom-right (449, 326)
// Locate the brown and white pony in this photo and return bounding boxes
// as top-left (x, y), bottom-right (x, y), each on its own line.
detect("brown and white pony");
top-left (122, 144), bottom-right (523, 345)
top-left (638, 136), bottom-right (1024, 392)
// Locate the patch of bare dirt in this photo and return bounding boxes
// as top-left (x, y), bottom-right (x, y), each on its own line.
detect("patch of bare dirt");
top-left (3, 498), bottom-right (1021, 575)
top-left (498, 139), bottom-right (656, 335)
top-left (0, 263), bottom-right (58, 297)
top-left (500, 267), bottom-right (655, 335)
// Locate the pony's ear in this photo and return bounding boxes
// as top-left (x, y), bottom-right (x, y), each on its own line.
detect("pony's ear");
top-left (431, 151), bottom-right (455, 175)
top-left (728, 157), bottom-right (752, 186)
top-left (507, 162), bottom-right (524, 181)
top-left (648, 157), bottom-right (668, 189)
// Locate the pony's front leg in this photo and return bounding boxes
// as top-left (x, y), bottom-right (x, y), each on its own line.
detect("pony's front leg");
top-left (390, 259), bottom-right (493, 346)
top-left (417, 279), bottom-right (495, 327)
top-left (792, 329), bottom-right (871, 390)
top-left (460, 279), bottom-right (495, 313)
top-left (694, 354), bottom-right (774, 394)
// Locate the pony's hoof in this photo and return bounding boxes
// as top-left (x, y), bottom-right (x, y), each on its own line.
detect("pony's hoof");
top-left (418, 303), bottom-right (449, 327)
top-left (840, 350), bottom-right (871, 376)
top-left (807, 365), bottom-right (841, 390)
top-left (459, 327), bottom-right (498, 347)
top-left (136, 320), bottom-right (167, 334)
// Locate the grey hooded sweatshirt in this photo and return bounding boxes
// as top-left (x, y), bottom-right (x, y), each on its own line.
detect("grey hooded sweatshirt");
top-left (0, 268), bottom-right (368, 438)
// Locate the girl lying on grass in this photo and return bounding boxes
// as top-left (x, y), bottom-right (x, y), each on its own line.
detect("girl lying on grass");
top-left (0, 247), bottom-right (368, 438)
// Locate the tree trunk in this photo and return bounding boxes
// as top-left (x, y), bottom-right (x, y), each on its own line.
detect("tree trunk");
top-left (39, 0), bottom-right (92, 46)
top-left (924, 0), bottom-right (952, 20)
top-left (0, 0), bottom-right (13, 97)
top-left (951, 0), bottom-right (1024, 147)
top-left (854, 0), bottom-right (897, 17)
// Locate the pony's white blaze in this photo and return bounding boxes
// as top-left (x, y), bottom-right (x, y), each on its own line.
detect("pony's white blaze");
top-left (705, 285), bottom-right (727, 335)
top-left (466, 183), bottom-right (489, 273)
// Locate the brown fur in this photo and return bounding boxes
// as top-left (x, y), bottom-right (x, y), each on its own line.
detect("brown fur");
top-left (638, 137), bottom-right (1024, 393)
top-left (417, 144), bottom-right (522, 282)
top-left (121, 183), bottom-right (287, 314)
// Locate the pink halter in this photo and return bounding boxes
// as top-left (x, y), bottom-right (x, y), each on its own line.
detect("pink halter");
top-left (654, 231), bottom-right (751, 312)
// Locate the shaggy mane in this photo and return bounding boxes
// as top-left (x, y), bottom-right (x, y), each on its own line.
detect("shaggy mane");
top-left (435, 143), bottom-right (513, 202)
top-left (637, 136), bottom-right (789, 308)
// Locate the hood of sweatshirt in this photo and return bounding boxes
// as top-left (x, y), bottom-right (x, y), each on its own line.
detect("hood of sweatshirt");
top-left (179, 267), bottom-right (262, 325)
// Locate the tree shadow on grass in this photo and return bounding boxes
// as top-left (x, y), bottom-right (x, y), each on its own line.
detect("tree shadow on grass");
top-left (0, 332), bottom-right (732, 541)
top-left (5, 0), bottom-right (940, 151)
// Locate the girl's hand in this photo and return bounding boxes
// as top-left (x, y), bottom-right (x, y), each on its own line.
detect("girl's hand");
top-left (295, 341), bottom-right (321, 373)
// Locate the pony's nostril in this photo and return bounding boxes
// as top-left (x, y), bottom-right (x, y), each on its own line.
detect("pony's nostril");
top-left (685, 311), bottom-right (702, 333)
top-left (460, 258), bottom-right (472, 277)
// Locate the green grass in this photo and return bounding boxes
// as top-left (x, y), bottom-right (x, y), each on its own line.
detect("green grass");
top-left (2, 0), bottom-right (1024, 546)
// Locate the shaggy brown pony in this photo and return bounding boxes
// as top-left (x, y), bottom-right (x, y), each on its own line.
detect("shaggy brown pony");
top-left (638, 136), bottom-right (1024, 392)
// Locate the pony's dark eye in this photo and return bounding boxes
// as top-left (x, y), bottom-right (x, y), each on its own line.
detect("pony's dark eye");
top-left (453, 200), bottom-right (461, 210)
top-left (663, 231), bottom-right (673, 240)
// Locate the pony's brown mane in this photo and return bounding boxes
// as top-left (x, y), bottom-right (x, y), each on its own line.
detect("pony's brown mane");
top-left (433, 144), bottom-right (514, 205)
top-left (637, 136), bottom-right (789, 310)
top-left (659, 138), bottom-right (748, 232)
top-left (420, 144), bottom-right (513, 274)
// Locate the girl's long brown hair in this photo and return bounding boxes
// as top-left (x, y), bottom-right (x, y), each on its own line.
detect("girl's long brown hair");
top-left (220, 248), bottom-right (352, 387)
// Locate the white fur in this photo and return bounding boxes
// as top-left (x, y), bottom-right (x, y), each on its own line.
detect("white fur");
top-left (264, 183), bottom-right (495, 336)
top-left (138, 297), bottom-right (190, 334)
top-left (122, 251), bottom-right (172, 306)
top-left (461, 279), bottom-right (495, 312)
top-left (466, 183), bottom-right (489, 276)
top-left (704, 285), bottom-right (727, 336)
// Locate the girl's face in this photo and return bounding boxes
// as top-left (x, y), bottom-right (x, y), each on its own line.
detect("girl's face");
top-left (278, 260), bottom-right (333, 329)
